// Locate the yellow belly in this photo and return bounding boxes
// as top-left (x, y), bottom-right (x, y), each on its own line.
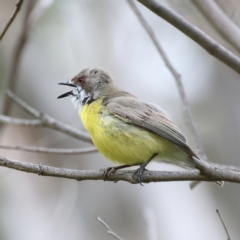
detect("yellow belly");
top-left (80, 99), bottom-right (182, 166)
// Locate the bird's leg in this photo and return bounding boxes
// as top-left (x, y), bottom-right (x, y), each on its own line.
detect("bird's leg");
top-left (133, 153), bottom-right (158, 185)
top-left (102, 163), bottom-right (142, 180)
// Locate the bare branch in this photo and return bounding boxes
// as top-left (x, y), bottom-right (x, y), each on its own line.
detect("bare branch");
top-left (6, 90), bottom-right (41, 118)
top-left (216, 209), bottom-right (231, 240)
top-left (138, 0), bottom-right (240, 75)
top-left (0, 144), bottom-right (97, 155)
top-left (190, 163), bottom-right (240, 189)
top-left (0, 115), bottom-right (42, 126)
top-left (0, 0), bottom-right (24, 41)
top-left (1, 0), bottom-right (56, 116)
top-left (127, 0), bottom-right (206, 160)
top-left (189, 160), bottom-right (240, 189)
top-left (2, 90), bottom-right (92, 143)
top-left (1, 155), bottom-right (240, 184)
top-left (193, 0), bottom-right (240, 53)
top-left (2, 0), bottom-right (34, 116)
top-left (96, 217), bottom-right (123, 240)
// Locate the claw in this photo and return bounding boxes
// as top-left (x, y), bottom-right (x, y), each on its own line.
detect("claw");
top-left (133, 167), bottom-right (148, 186)
top-left (132, 153), bottom-right (158, 185)
top-left (102, 167), bottom-right (116, 181)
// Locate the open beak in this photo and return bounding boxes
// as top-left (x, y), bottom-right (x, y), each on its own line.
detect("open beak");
top-left (57, 82), bottom-right (76, 99)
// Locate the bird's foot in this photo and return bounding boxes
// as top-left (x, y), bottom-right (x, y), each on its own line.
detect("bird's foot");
top-left (132, 165), bottom-right (149, 186)
top-left (101, 167), bottom-right (116, 181)
top-left (132, 153), bottom-right (158, 185)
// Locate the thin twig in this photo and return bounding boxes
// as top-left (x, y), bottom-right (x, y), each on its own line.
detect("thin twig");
top-left (138, 0), bottom-right (240, 74)
top-left (1, 0), bottom-right (56, 116)
top-left (0, 0), bottom-right (24, 40)
top-left (193, 0), bottom-right (240, 53)
top-left (0, 144), bottom-right (97, 155)
top-left (1, 155), bottom-right (240, 184)
top-left (127, 0), bottom-right (206, 159)
top-left (96, 217), bottom-right (123, 240)
top-left (216, 209), bottom-right (231, 240)
top-left (0, 114), bottom-right (91, 143)
top-left (190, 161), bottom-right (240, 189)
top-left (2, 0), bottom-right (34, 116)
top-left (1, 90), bottom-right (92, 143)
top-left (6, 90), bottom-right (41, 117)
top-left (0, 115), bottom-right (42, 126)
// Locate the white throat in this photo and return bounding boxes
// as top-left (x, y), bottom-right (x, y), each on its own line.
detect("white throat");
top-left (71, 86), bottom-right (92, 110)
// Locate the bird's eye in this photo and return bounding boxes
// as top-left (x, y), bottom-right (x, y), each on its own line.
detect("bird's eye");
top-left (77, 78), bottom-right (84, 84)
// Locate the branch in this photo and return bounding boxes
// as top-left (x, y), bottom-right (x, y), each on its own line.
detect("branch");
top-left (96, 217), bottom-right (124, 240)
top-left (189, 162), bottom-right (240, 189)
top-left (0, 0), bottom-right (24, 41)
top-left (193, 0), bottom-right (240, 53)
top-left (0, 115), bottom-right (42, 126)
top-left (1, 155), bottom-right (240, 184)
top-left (0, 144), bottom-right (97, 155)
top-left (1, 0), bottom-right (56, 116)
top-left (1, 90), bottom-right (92, 143)
top-left (216, 209), bottom-right (231, 240)
top-left (1, 0), bottom-right (34, 116)
top-left (138, 0), bottom-right (240, 75)
top-left (127, 0), bottom-right (206, 160)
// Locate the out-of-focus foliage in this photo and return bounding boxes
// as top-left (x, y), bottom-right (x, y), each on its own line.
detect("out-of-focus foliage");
top-left (0, 0), bottom-right (240, 239)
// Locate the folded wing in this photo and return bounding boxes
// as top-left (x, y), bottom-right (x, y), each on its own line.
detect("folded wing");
top-left (103, 94), bottom-right (197, 157)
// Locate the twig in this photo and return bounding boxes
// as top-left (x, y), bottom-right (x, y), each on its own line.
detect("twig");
top-left (0, 0), bottom-right (24, 40)
top-left (7, 90), bottom-right (41, 117)
top-left (1, 90), bottom-right (92, 143)
top-left (2, 0), bottom-right (34, 116)
top-left (127, 0), bottom-right (206, 159)
top-left (96, 217), bottom-right (123, 240)
top-left (193, 0), bottom-right (240, 53)
top-left (138, 0), bottom-right (240, 74)
top-left (1, 0), bottom-right (56, 116)
top-left (0, 114), bottom-right (91, 143)
top-left (0, 144), bottom-right (97, 155)
top-left (190, 161), bottom-right (240, 189)
top-left (0, 115), bottom-right (42, 126)
top-left (216, 209), bottom-right (231, 240)
top-left (1, 155), bottom-right (240, 184)
top-left (127, 0), bottom-right (205, 159)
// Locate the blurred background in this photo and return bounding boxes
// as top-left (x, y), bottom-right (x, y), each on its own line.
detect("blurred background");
top-left (0, 0), bottom-right (240, 239)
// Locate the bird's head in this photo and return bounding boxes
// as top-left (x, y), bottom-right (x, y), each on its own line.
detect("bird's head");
top-left (57, 68), bottom-right (114, 109)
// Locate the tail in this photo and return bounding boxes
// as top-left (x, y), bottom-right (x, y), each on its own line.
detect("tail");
top-left (167, 148), bottom-right (224, 186)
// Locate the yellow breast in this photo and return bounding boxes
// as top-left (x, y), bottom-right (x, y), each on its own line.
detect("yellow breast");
top-left (80, 99), bottom-right (179, 165)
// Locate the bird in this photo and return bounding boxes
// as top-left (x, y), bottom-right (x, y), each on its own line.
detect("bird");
top-left (57, 68), bottom-right (221, 185)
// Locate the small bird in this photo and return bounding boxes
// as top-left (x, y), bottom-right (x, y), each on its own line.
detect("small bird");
top-left (57, 68), bottom-right (218, 184)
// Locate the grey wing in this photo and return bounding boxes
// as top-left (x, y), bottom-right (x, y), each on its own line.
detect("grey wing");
top-left (103, 96), bottom-right (196, 157)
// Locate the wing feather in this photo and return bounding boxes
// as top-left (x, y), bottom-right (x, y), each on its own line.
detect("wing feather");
top-left (103, 95), bottom-right (196, 157)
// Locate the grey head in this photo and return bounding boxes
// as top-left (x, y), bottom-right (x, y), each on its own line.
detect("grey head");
top-left (57, 68), bottom-right (114, 109)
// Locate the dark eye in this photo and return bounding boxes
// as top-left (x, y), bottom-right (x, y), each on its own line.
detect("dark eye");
top-left (77, 78), bottom-right (84, 84)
